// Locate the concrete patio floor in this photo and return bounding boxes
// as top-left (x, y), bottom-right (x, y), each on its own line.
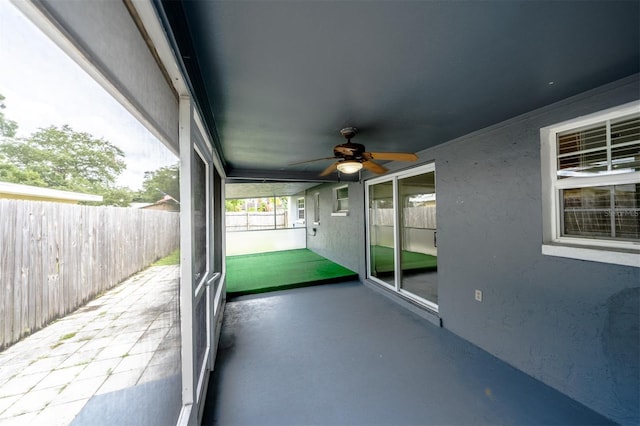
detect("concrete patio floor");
top-left (204, 281), bottom-right (615, 425)
top-left (0, 265), bottom-right (181, 426)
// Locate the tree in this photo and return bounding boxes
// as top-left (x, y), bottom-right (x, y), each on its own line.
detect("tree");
top-left (0, 124), bottom-right (127, 203)
top-left (99, 186), bottom-right (135, 207)
top-left (225, 199), bottom-right (244, 212)
top-left (0, 162), bottom-right (46, 187)
top-left (135, 163), bottom-right (179, 203)
top-left (0, 94), bottom-right (18, 138)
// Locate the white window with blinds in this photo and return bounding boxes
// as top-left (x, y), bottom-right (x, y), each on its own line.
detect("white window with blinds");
top-left (297, 197), bottom-right (305, 222)
top-left (541, 101), bottom-right (640, 267)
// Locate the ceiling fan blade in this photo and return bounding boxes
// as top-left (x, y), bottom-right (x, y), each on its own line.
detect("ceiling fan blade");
top-left (289, 156), bottom-right (336, 166)
top-left (365, 152), bottom-right (418, 162)
top-left (362, 160), bottom-right (388, 174)
top-left (319, 162), bottom-right (339, 176)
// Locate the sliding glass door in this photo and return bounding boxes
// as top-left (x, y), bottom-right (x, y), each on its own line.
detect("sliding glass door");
top-left (366, 164), bottom-right (438, 310)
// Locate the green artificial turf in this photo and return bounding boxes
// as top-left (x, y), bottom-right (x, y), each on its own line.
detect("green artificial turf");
top-left (370, 245), bottom-right (437, 273)
top-left (226, 249), bottom-right (357, 296)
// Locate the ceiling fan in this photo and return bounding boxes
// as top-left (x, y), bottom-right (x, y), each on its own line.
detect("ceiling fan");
top-left (292, 127), bottom-right (418, 176)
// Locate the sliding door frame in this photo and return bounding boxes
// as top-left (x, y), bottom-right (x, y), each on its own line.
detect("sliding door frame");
top-left (179, 99), bottom-right (227, 424)
top-left (365, 163), bottom-right (438, 312)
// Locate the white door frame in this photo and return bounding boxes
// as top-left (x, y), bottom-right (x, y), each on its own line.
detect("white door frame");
top-left (178, 99), bottom-right (226, 425)
top-left (365, 163), bottom-right (438, 312)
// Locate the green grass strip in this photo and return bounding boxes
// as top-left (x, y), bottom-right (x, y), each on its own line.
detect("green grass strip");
top-left (226, 249), bottom-right (357, 296)
top-left (152, 249), bottom-right (180, 266)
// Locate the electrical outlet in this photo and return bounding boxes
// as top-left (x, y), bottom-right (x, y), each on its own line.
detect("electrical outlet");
top-left (475, 289), bottom-right (483, 302)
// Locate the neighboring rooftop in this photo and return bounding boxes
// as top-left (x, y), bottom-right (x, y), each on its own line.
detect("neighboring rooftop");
top-left (0, 181), bottom-right (103, 204)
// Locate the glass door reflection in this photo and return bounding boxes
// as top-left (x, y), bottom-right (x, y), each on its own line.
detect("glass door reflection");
top-left (398, 172), bottom-right (438, 305)
top-left (369, 181), bottom-right (395, 287)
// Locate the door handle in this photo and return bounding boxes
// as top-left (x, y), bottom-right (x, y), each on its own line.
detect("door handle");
top-left (206, 272), bottom-right (221, 287)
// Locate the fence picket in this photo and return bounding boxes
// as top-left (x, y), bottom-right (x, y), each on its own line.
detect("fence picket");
top-left (0, 201), bottom-right (17, 348)
top-left (38, 202), bottom-right (47, 329)
top-left (14, 201), bottom-right (25, 343)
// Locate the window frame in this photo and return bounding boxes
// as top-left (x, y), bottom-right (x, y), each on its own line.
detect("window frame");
top-left (296, 197), bottom-right (305, 223)
top-left (332, 184), bottom-right (349, 216)
top-left (540, 100), bottom-right (640, 267)
top-left (313, 192), bottom-right (320, 225)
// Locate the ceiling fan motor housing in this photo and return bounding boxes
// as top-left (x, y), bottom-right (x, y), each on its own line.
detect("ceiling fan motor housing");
top-left (336, 127), bottom-right (365, 159)
top-left (340, 127), bottom-right (358, 139)
top-left (334, 142), bottom-right (366, 159)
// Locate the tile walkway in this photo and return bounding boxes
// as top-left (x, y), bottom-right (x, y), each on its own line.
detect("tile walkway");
top-left (0, 265), bottom-right (181, 426)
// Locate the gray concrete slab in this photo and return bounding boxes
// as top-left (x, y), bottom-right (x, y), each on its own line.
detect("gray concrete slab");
top-left (203, 281), bottom-right (614, 426)
top-left (0, 265), bottom-right (180, 425)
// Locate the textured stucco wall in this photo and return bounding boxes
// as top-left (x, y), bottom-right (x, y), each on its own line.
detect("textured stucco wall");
top-left (310, 76), bottom-right (639, 425)
top-left (305, 181), bottom-right (365, 276)
top-left (429, 78), bottom-right (639, 425)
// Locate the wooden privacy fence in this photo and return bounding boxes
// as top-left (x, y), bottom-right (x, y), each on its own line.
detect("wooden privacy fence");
top-left (0, 199), bottom-right (180, 350)
top-left (371, 206), bottom-right (437, 229)
top-left (226, 211), bottom-right (288, 231)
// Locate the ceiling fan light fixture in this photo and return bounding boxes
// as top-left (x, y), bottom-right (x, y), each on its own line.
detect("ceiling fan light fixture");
top-left (292, 126), bottom-right (416, 176)
top-left (336, 160), bottom-right (363, 174)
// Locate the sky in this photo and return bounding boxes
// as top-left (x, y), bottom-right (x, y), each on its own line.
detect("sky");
top-left (0, 1), bottom-right (178, 191)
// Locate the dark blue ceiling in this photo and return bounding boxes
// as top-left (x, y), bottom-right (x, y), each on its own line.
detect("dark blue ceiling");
top-left (158, 0), bottom-right (639, 181)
